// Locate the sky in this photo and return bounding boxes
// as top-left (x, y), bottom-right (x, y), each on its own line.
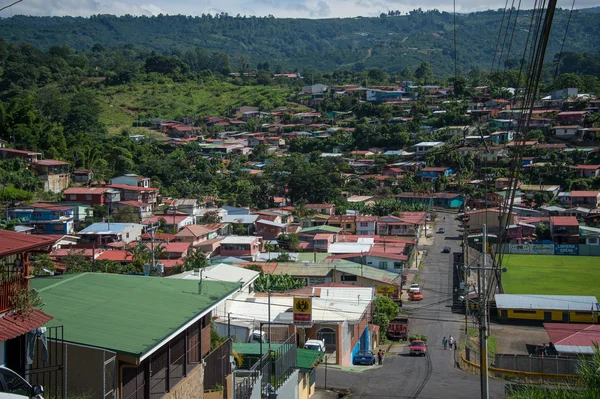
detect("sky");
top-left (1, 0), bottom-right (595, 19)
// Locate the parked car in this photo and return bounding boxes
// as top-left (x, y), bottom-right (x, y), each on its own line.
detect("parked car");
top-left (0, 366), bottom-right (44, 399)
top-left (353, 350), bottom-right (376, 365)
top-left (437, 227), bottom-right (445, 233)
top-left (442, 246), bottom-right (451, 253)
top-left (409, 340), bottom-right (427, 356)
top-left (247, 330), bottom-right (268, 343)
top-left (304, 339), bottom-right (326, 352)
top-left (408, 291), bottom-right (423, 301)
top-left (408, 283), bottom-right (420, 293)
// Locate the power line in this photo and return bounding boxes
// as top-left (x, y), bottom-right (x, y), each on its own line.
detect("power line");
top-left (490, 0), bottom-right (511, 73)
top-left (553, 0), bottom-right (576, 81)
top-left (0, 0), bottom-right (23, 12)
top-left (453, 0), bottom-right (457, 83)
top-left (497, 0), bottom-right (517, 73)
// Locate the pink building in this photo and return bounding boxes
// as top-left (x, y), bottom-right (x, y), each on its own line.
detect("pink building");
top-left (312, 234), bottom-right (334, 252)
top-left (219, 236), bottom-right (261, 259)
top-left (306, 204), bottom-right (336, 216)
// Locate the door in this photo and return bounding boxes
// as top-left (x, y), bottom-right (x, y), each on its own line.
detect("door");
top-left (544, 312), bottom-right (552, 322)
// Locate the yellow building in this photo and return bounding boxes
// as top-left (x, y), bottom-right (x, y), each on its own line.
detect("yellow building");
top-left (495, 294), bottom-right (599, 323)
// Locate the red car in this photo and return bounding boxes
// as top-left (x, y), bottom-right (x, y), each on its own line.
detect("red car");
top-left (409, 340), bottom-right (427, 356)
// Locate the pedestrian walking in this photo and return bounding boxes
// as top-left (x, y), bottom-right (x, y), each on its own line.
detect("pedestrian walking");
top-left (377, 349), bottom-right (383, 365)
top-left (442, 336), bottom-right (448, 350)
top-left (449, 336), bottom-right (454, 349)
top-left (453, 340), bottom-right (458, 351)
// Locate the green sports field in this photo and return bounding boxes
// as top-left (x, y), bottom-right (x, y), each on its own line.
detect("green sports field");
top-left (501, 255), bottom-right (600, 299)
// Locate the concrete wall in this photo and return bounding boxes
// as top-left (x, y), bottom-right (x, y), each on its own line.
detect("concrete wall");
top-left (275, 369), bottom-right (299, 399)
top-left (43, 174), bottom-right (71, 194)
top-left (163, 361), bottom-right (204, 399)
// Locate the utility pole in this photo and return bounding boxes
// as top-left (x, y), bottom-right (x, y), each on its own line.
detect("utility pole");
top-left (479, 224), bottom-right (489, 399)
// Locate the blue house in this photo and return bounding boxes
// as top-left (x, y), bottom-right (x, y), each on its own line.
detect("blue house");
top-left (433, 193), bottom-right (464, 208)
top-left (490, 131), bottom-right (515, 144)
top-left (419, 167), bottom-right (452, 182)
top-left (9, 203), bottom-right (74, 234)
top-left (488, 119), bottom-right (517, 130)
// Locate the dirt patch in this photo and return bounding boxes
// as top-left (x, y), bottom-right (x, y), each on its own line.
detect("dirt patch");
top-left (490, 323), bottom-right (550, 355)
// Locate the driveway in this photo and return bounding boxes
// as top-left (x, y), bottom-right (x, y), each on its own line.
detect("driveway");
top-left (315, 212), bottom-right (506, 398)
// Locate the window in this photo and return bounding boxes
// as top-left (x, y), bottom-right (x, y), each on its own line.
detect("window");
top-left (513, 309), bottom-right (537, 314)
top-left (33, 212), bottom-right (42, 218)
top-left (0, 367), bottom-right (31, 395)
top-left (360, 222), bottom-right (368, 227)
top-left (126, 233), bottom-right (130, 239)
top-left (394, 262), bottom-right (402, 269)
top-left (270, 228), bottom-right (275, 233)
top-left (85, 195), bottom-right (92, 200)
top-left (345, 224), bottom-right (352, 229)
top-left (70, 195), bottom-right (77, 200)
top-left (340, 275), bottom-right (357, 282)
top-left (379, 261), bottom-right (388, 269)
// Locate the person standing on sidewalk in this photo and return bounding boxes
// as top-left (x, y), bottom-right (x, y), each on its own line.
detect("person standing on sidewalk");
top-left (442, 337), bottom-right (448, 350)
top-left (377, 349), bottom-right (383, 365)
top-left (453, 340), bottom-right (458, 351)
top-left (449, 336), bottom-right (455, 349)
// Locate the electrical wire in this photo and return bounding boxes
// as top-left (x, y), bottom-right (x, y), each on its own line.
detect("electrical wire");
top-left (502, 0), bottom-right (523, 72)
top-left (0, 0), bottom-right (23, 12)
top-left (491, 0), bottom-right (512, 73)
top-left (497, 0), bottom-right (517, 73)
top-left (553, 0), bottom-right (576, 81)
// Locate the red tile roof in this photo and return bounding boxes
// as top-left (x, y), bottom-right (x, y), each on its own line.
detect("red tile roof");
top-left (0, 231), bottom-right (58, 257)
top-left (550, 216), bottom-right (579, 227)
top-left (571, 191), bottom-right (600, 197)
top-left (575, 165), bottom-right (600, 170)
top-left (63, 187), bottom-right (113, 195)
top-left (96, 250), bottom-right (133, 262)
top-left (0, 148), bottom-right (42, 155)
top-left (0, 309), bottom-right (54, 341)
top-left (34, 159), bottom-right (69, 166)
top-left (163, 242), bottom-right (192, 253)
top-left (143, 215), bottom-right (190, 225)
top-left (544, 323), bottom-right (600, 350)
top-left (140, 232), bottom-right (176, 241)
top-left (109, 184), bottom-right (158, 192)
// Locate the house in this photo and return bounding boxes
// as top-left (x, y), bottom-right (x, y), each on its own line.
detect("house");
top-left (297, 225), bottom-right (342, 241)
top-left (481, 146), bottom-right (509, 163)
top-left (550, 216), bottom-right (580, 244)
top-left (111, 174), bottom-right (151, 188)
top-left (551, 125), bottom-right (580, 137)
top-left (434, 193), bottom-right (465, 208)
top-left (495, 294), bottom-right (598, 323)
top-left (224, 285), bottom-right (373, 366)
top-left (575, 165), bottom-right (600, 178)
top-left (219, 236), bottom-right (262, 261)
top-left (382, 168), bottom-right (404, 178)
top-left (8, 203), bottom-right (74, 235)
top-left (327, 215), bottom-right (357, 234)
top-left (175, 224), bottom-right (225, 244)
top-left (255, 219), bottom-right (287, 239)
top-left (420, 167), bottom-right (451, 182)
top-left (32, 160), bottom-right (71, 193)
top-left (444, 125), bottom-right (471, 136)
top-left (519, 184), bottom-right (561, 198)
top-left (111, 200), bottom-right (153, 219)
top-left (109, 184), bottom-right (158, 207)
top-left (72, 169), bottom-right (94, 183)
top-left (570, 191), bottom-right (600, 209)
top-left (143, 214), bottom-right (194, 232)
top-left (366, 89), bottom-right (405, 103)
top-left (306, 203), bottom-right (336, 216)
top-left (356, 216), bottom-right (378, 235)
top-left (302, 83), bottom-right (328, 98)
top-left (312, 234), bottom-right (334, 252)
top-left (555, 111), bottom-right (587, 125)
top-left (29, 273), bottom-right (240, 399)
top-left (414, 142), bottom-right (443, 155)
top-left (489, 130), bottom-right (514, 144)
top-left (488, 119), bottom-right (517, 130)
top-left (167, 198), bottom-right (203, 216)
top-left (464, 208), bottom-right (515, 234)
top-left (63, 187), bottom-right (121, 205)
top-left (377, 213), bottom-right (426, 237)
top-left (77, 222), bottom-right (144, 245)
top-left (0, 231), bottom-right (56, 382)
top-left (222, 214), bottom-right (259, 234)
top-left (0, 148), bottom-right (42, 164)
top-left (505, 222), bottom-right (536, 243)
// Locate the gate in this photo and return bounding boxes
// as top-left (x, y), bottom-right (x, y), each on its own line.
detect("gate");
top-left (25, 326), bottom-right (66, 399)
top-left (316, 328), bottom-right (336, 353)
top-left (104, 352), bottom-right (117, 399)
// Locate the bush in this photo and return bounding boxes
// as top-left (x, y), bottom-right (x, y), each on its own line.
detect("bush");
top-left (409, 334), bottom-right (428, 342)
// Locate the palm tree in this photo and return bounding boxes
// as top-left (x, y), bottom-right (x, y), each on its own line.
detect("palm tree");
top-left (127, 242), bottom-right (149, 263)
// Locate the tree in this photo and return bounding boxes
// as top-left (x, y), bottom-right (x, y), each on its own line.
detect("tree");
top-left (415, 61), bottom-right (433, 84)
top-left (254, 273), bottom-right (306, 292)
top-left (199, 211), bottom-right (222, 224)
top-left (183, 248), bottom-right (209, 271)
top-left (371, 296), bottom-right (399, 339)
top-left (112, 206), bottom-right (141, 223)
top-left (277, 233), bottom-right (301, 251)
top-left (535, 222), bottom-right (552, 241)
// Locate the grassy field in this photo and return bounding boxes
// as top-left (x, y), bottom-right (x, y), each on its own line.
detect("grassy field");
top-left (501, 255), bottom-right (600, 299)
top-left (95, 78), bottom-right (305, 133)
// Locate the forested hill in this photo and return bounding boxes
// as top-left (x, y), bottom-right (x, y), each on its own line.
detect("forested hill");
top-left (1, 9), bottom-right (599, 76)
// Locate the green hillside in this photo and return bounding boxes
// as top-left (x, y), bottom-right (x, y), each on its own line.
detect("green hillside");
top-left (1, 9), bottom-right (599, 76)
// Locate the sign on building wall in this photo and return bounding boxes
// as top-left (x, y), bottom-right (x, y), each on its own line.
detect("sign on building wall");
top-left (554, 244), bottom-right (579, 256)
top-left (376, 285), bottom-right (395, 295)
top-left (509, 244), bottom-right (531, 254)
top-left (293, 297), bottom-right (312, 325)
top-left (529, 244), bottom-right (554, 255)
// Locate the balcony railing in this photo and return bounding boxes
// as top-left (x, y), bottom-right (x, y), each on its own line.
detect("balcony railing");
top-left (0, 274), bottom-right (25, 314)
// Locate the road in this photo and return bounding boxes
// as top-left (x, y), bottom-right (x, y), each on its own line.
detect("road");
top-left (315, 212), bottom-right (506, 398)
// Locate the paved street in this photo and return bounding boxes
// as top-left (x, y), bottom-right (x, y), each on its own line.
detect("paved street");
top-left (315, 212), bottom-right (506, 398)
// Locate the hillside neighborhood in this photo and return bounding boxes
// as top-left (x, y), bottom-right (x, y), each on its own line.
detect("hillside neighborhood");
top-left (2, 74), bottom-right (600, 399)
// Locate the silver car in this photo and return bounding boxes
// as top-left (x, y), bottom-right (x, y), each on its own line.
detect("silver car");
top-left (0, 366), bottom-right (43, 399)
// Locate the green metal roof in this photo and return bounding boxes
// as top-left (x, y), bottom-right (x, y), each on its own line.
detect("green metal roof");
top-left (296, 349), bottom-right (324, 369)
top-left (299, 225), bottom-right (342, 233)
top-left (232, 343), bottom-right (322, 369)
top-left (335, 261), bottom-right (403, 285)
top-left (31, 273), bottom-right (239, 357)
top-left (233, 343), bottom-right (282, 356)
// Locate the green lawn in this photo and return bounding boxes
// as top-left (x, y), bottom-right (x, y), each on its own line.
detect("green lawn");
top-left (502, 255), bottom-right (600, 299)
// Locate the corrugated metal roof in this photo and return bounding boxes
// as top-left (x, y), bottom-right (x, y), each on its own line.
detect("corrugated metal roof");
top-left (495, 294), bottom-right (599, 311)
top-left (31, 273), bottom-right (239, 357)
top-left (0, 309), bottom-right (54, 341)
top-left (544, 323), bottom-right (600, 354)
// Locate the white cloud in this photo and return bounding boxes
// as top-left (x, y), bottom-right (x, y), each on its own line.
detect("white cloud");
top-left (1, 0), bottom-right (595, 18)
